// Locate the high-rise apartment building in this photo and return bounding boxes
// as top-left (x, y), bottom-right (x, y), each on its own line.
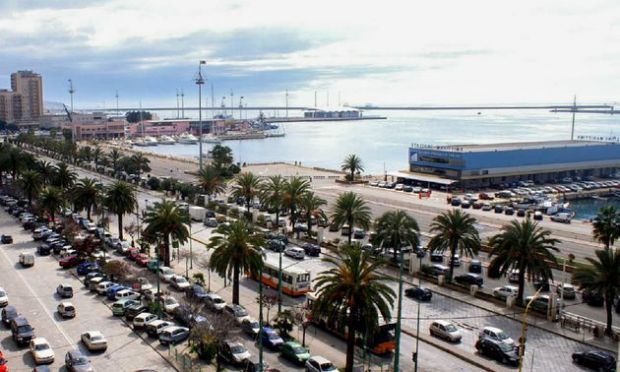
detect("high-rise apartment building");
top-left (0, 89), bottom-right (23, 122)
top-left (10, 70), bottom-right (43, 119)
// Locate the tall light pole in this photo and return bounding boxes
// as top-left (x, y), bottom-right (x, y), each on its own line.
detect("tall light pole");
top-left (257, 250), bottom-right (266, 372)
top-left (176, 89), bottom-right (180, 119)
top-left (285, 89), bottom-right (289, 118)
top-left (394, 248), bottom-right (404, 372)
top-left (239, 96), bottom-right (244, 121)
top-left (196, 61), bottom-right (206, 169)
top-left (278, 249), bottom-right (283, 313)
top-left (518, 287), bottom-right (543, 372)
top-left (413, 253), bottom-right (423, 372)
top-left (68, 79), bottom-right (75, 142)
top-left (181, 89), bottom-right (185, 119)
top-left (230, 90), bottom-right (234, 119)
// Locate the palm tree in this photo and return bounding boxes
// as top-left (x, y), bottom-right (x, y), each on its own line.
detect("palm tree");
top-left (130, 153), bottom-right (151, 177)
top-left (299, 191), bottom-right (327, 236)
top-left (592, 205), bottom-right (619, 250)
top-left (428, 209), bottom-right (481, 281)
top-left (93, 146), bottom-right (103, 169)
top-left (312, 245), bottom-right (395, 372)
top-left (488, 219), bottom-right (560, 304)
top-left (6, 146), bottom-right (23, 179)
top-left (72, 178), bottom-right (100, 220)
top-left (196, 165), bottom-right (226, 201)
top-left (53, 162), bottom-right (77, 189)
top-left (37, 160), bottom-right (56, 185)
top-left (259, 175), bottom-right (287, 230)
top-left (573, 249), bottom-right (620, 336)
top-left (39, 187), bottom-right (65, 227)
top-left (207, 219), bottom-right (264, 305)
top-left (104, 181), bottom-right (137, 241)
top-left (341, 154), bottom-right (364, 182)
top-left (142, 199), bottom-right (190, 267)
top-left (375, 209), bottom-right (420, 263)
top-left (231, 172), bottom-right (262, 214)
top-left (330, 191), bottom-right (371, 245)
top-left (109, 148), bottom-right (122, 172)
top-left (283, 176), bottom-right (311, 231)
top-left (18, 170), bottom-right (43, 206)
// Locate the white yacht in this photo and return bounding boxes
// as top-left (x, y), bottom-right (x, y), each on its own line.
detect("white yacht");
top-left (159, 135), bottom-right (176, 145)
top-left (201, 134), bottom-right (221, 144)
top-left (132, 138), bottom-right (147, 146)
top-left (144, 136), bottom-right (159, 146)
top-left (177, 133), bottom-right (198, 144)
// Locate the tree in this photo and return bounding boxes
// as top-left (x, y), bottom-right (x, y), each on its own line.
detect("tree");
top-left (103, 260), bottom-right (135, 283)
top-left (488, 219), bottom-right (559, 304)
top-left (427, 209), bottom-right (481, 282)
top-left (72, 178), bottom-right (100, 220)
top-left (592, 205), bottom-right (619, 250)
top-left (104, 181), bottom-right (137, 241)
top-left (375, 209), bottom-right (420, 263)
top-left (130, 153), bottom-right (151, 177)
top-left (39, 187), bottom-right (65, 227)
top-left (36, 160), bottom-right (56, 185)
top-left (341, 154), bottom-right (364, 182)
top-left (210, 144), bottom-right (234, 174)
top-left (142, 199), bottom-right (190, 267)
top-left (18, 170), bottom-right (43, 206)
top-left (207, 219), bottom-right (263, 305)
top-left (109, 149), bottom-right (122, 172)
top-left (283, 176), bottom-right (311, 232)
top-left (6, 146), bottom-right (23, 179)
top-left (312, 245), bottom-right (396, 372)
top-left (259, 175), bottom-right (287, 231)
top-left (273, 309), bottom-right (295, 337)
top-left (299, 191), bottom-right (327, 236)
top-left (231, 172), bottom-right (262, 214)
top-left (93, 146), bottom-right (103, 169)
top-left (196, 165), bottom-right (226, 201)
top-left (53, 162), bottom-right (77, 189)
top-left (125, 110), bottom-right (152, 123)
top-left (573, 249), bottom-right (620, 336)
top-left (330, 191), bottom-right (371, 245)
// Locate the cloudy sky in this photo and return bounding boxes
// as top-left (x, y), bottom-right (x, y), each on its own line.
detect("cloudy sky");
top-left (1, 0), bottom-right (619, 109)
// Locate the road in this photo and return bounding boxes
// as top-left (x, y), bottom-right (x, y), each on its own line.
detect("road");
top-left (0, 210), bottom-right (175, 372)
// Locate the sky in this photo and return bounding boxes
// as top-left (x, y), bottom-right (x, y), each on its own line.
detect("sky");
top-left (1, 0), bottom-right (619, 110)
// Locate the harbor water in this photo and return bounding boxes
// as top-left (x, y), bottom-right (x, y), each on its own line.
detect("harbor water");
top-left (570, 197), bottom-right (620, 221)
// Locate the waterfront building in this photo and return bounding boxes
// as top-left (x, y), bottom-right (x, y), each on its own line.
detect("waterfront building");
top-left (72, 112), bottom-right (126, 140)
top-left (304, 107), bottom-right (362, 119)
top-left (397, 140), bottom-right (620, 189)
top-left (10, 70), bottom-right (43, 120)
top-left (127, 118), bottom-right (227, 137)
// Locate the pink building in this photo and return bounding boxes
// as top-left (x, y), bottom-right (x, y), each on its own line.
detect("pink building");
top-left (127, 119), bottom-right (190, 137)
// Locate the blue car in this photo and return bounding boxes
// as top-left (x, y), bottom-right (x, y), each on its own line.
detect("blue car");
top-left (77, 262), bottom-right (100, 276)
top-left (106, 285), bottom-right (129, 300)
top-left (261, 327), bottom-right (284, 349)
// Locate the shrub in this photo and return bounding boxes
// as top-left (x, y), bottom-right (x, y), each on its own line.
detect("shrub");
top-left (228, 208), bottom-right (239, 218)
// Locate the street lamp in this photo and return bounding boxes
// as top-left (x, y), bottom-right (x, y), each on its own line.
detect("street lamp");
top-left (412, 252), bottom-right (424, 372)
top-left (239, 96), bottom-right (244, 120)
top-left (278, 248), bottom-right (283, 313)
top-left (196, 60), bottom-right (206, 169)
top-left (518, 287), bottom-right (543, 372)
top-left (394, 247), bottom-right (405, 372)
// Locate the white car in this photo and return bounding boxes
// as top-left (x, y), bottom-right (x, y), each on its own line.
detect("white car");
top-left (479, 326), bottom-right (514, 346)
top-left (204, 293), bottom-right (227, 312)
top-left (158, 266), bottom-right (175, 282)
top-left (170, 275), bottom-right (190, 291)
top-left (96, 281), bottom-right (116, 295)
top-left (224, 304), bottom-right (251, 324)
top-left (81, 330), bottom-right (108, 351)
top-left (306, 355), bottom-right (338, 372)
top-left (429, 320), bottom-right (462, 342)
top-left (284, 247), bottom-right (305, 260)
top-left (85, 222), bottom-right (97, 233)
top-left (133, 312), bottom-right (158, 329)
top-left (163, 296), bottom-right (180, 314)
top-left (0, 287), bottom-right (8, 306)
top-left (30, 337), bottom-right (55, 364)
top-left (493, 285), bottom-right (518, 300)
top-left (146, 320), bottom-right (174, 337)
top-left (57, 302), bottom-right (76, 318)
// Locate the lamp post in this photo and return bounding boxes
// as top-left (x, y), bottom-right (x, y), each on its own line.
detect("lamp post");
top-left (258, 258), bottom-right (265, 372)
top-left (518, 287), bottom-right (543, 372)
top-left (196, 61), bottom-right (206, 169)
top-left (414, 253), bottom-right (423, 372)
top-left (278, 249), bottom-right (283, 313)
top-left (189, 221), bottom-right (193, 269)
top-left (239, 96), bottom-right (244, 121)
top-left (394, 248), bottom-right (404, 372)
top-left (156, 232), bottom-right (162, 317)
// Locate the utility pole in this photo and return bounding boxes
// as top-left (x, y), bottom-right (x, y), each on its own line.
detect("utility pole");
top-left (230, 90), bottom-right (234, 119)
top-left (314, 90), bottom-right (317, 108)
top-left (196, 61), bottom-right (206, 169)
top-left (285, 89), bottom-right (289, 118)
top-left (68, 79), bottom-right (75, 142)
top-left (176, 89), bottom-right (180, 119)
top-left (570, 95), bottom-right (577, 141)
top-left (239, 96), bottom-right (244, 121)
top-left (181, 89), bottom-right (185, 118)
top-left (394, 249), bottom-right (404, 372)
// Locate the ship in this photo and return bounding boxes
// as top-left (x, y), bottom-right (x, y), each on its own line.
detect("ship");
top-left (158, 135), bottom-right (176, 145)
top-left (177, 133), bottom-right (198, 144)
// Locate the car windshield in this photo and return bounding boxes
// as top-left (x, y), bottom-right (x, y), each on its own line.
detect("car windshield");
top-left (213, 298), bottom-right (224, 304)
top-left (35, 343), bottom-right (49, 351)
top-left (268, 334), bottom-right (281, 340)
top-left (321, 362), bottom-right (337, 370)
top-left (231, 345), bottom-right (246, 354)
top-left (91, 335), bottom-right (104, 341)
top-left (73, 356), bottom-right (89, 365)
top-left (445, 324), bottom-right (458, 332)
top-left (18, 325), bottom-right (32, 332)
top-left (235, 308), bottom-right (248, 317)
top-left (497, 331), bottom-right (509, 340)
top-left (293, 346), bottom-right (306, 354)
top-left (0, 290), bottom-right (5, 296)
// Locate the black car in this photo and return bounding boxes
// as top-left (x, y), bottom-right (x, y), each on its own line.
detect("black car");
top-left (572, 350), bottom-right (616, 371)
top-left (267, 239), bottom-right (285, 252)
top-left (0, 234), bottom-right (13, 244)
top-left (10, 316), bottom-right (34, 346)
top-left (430, 252), bottom-right (444, 262)
top-left (454, 273), bottom-right (484, 288)
top-left (187, 284), bottom-right (210, 302)
top-left (65, 349), bottom-right (94, 372)
top-left (533, 279), bottom-right (550, 292)
top-left (469, 259), bottom-right (482, 274)
top-left (37, 244), bottom-right (52, 256)
top-left (172, 306), bottom-right (208, 328)
top-left (1, 305), bottom-right (18, 326)
top-left (504, 207), bottom-right (515, 216)
top-left (125, 303), bottom-right (147, 320)
top-left (494, 205), bottom-right (504, 213)
top-left (475, 337), bottom-right (519, 366)
top-left (302, 243), bottom-right (321, 257)
top-left (266, 232), bottom-right (288, 245)
top-left (23, 219), bottom-right (36, 230)
top-left (583, 290), bottom-right (604, 307)
top-left (404, 287), bottom-right (432, 301)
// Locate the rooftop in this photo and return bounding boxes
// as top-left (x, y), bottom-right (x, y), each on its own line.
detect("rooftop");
top-left (411, 139), bottom-right (618, 153)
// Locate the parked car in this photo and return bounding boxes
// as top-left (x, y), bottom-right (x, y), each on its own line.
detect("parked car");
top-left (56, 284), bottom-right (73, 298)
top-left (81, 331), bottom-right (108, 351)
top-left (224, 304), bottom-right (251, 324)
top-left (37, 244), bottom-right (52, 256)
top-left (280, 341), bottom-right (310, 365)
top-left (158, 266), bottom-right (175, 282)
top-left (124, 303), bottom-right (147, 320)
top-left (76, 262), bottom-right (99, 276)
top-left (469, 259), bottom-right (482, 273)
top-left (479, 326), bottom-right (514, 346)
top-left (133, 312), bottom-right (158, 329)
top-left (57, 302), bottom-right (76, 319)
top-left (241, 318), bottom-right (260, 338)
top-left (404, 287), bottom-right (432, 301)
top-left (557, 283), bottom-right (577, 300)
top-left (0, 235), bottom-right (13, 244)
top-left (204, 293), bottom-right (227, 312)
top-left (187, 283), bottom-right (210, 302)
top-left (584, 290), bottom-right (605, 307)
top-left (159, 326), bottom-right (190, 346)
top-left (218, 340), bottom-right (251, 366)
top-left (10, 316), bottom-right (35, 346)
top-left (475, 337), bottom-right (519, 366)
top-left (429, 320), bottom-right (462, 342)
top-left (284, 247), bottom-right (305, 260)
top-left (59, 255), bottom-right (79, 268)
top-left (430, 252), bottom-right (443, 262)
top-left (29, 337), bottom-right (55, 364)
top-left (64, 349), bottom-right (94, 372)
top-left (169, 275), bottom-right (191, 291)
top-left (305, 355), bottom-right (338, 372)
top-left (261, 327), bottom-right (284, 349)
top-left (146, 320), bottom-right (174, 338)
top-left (572, 350), bottom-right (616, 371)
top-left (1, 306), bottom-right (18, 326)
top-left (163, 296), bottom-right (180, 314)
top-left (111, 299), bottom-right (140, 316)
top-left (493, 286), bottom-right (518, 301)
top-left (114, 289), bottom-right (141, 301)
top-left (454, 273), bottom-right (483, 288)
top-left (431, 264), bottom-right (449, 276)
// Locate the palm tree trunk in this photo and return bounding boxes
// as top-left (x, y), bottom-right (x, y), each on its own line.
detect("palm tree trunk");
top-left (350, 170), bottom-right (354, 183)
top-left (605, 292), bottom-right (613, 336)
top-left (87, 205), bottom-right (91, 220)
top-left (164, 235), bottom-right (171, 267)
top-left (517, 269), bottom-right (526, 305)
top-left (233, 264), bottom-right (240, 305)
top-left (117, 213), bottom-right (124, 241)
top-left (345, 310), bottom-right (357, 372)
top-left (347, 218), bottom-right (353, 245)
top-left (275, 209), bottom-right (280, 231)
top-left (448, 239), bottom-right (457, 281)
top-left (307, 213), bottom-right (312, 237)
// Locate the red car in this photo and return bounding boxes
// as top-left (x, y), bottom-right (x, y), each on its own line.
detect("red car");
top-left (135, 254), bottom-right (150, 267)
top-left (59, 255), bottom-right (79, 268)
top-left (0, 350), bottom-right (8, 372)
top-left (127, 248), bottom-right (141, 261)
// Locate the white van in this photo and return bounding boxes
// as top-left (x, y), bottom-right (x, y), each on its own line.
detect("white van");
top-left (19, 253), bottom-right (35, 267)
top-left (115, 289), bottom-right (141, 301)
top-left (133, 312), bottom-right (158, 329)
top-left (158, 266), bottom-right (174, 282)
top-left (284, 247), bottom-right (305, 260)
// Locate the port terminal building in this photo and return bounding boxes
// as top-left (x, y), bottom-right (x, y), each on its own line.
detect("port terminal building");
top-left (392, 139), bottom-right (620, 189)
